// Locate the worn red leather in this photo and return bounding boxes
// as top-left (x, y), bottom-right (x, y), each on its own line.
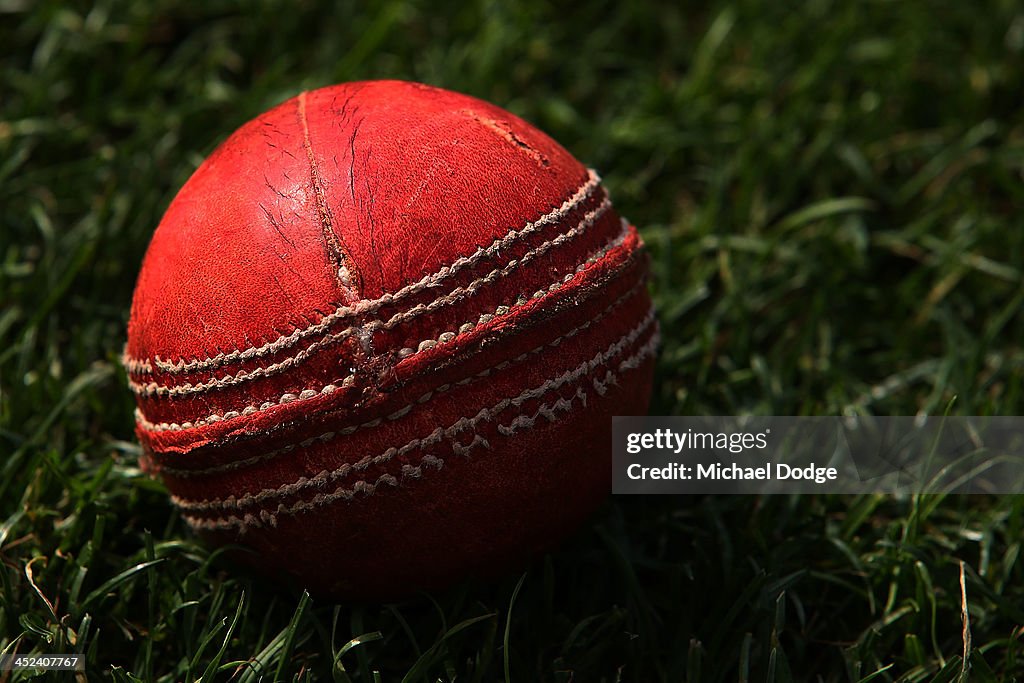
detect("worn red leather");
top-left (124, 80), bottom-right (657, 600)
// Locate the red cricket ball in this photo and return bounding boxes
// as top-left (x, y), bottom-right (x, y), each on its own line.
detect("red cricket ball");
top-left (124, 80), bottom-right (657, 600)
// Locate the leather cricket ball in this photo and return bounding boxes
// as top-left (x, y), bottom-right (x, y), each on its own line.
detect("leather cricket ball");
top-left (124, 80), bottom-right (657, 600)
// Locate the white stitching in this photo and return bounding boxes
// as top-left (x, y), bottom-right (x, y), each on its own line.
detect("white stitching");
top-left (384, 199), bottom-right (613, 356)
top-left (122, 352), bottom-right (153, 374)
top-left (388, 217), bottom-right (628, 358)
top-left (127, 196), bottom-right (613, 397)
top-left (138, 268), bottom-right (643, 434)
top-left (135, 376), bottom-right (357, 432)
top-left (128, 359), bottom-right (357, 398)
top-left (179, 326), bottom-right (659, 531)
top-left (124, 171), bottom-right (602, 376)
top-left (170, 308), bottom-right (657, 514)
top-left (148, 275), bottom-right (647, 457)
top-left (134, 218), bottom-right (631, 428)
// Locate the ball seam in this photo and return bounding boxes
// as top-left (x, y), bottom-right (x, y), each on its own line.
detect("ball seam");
top-left (169, 305), bottom-right (657, 513)
top-left (147, 274), bottom-right (649, 460)
top-left (127, 196), bottom-right (613, 398)
top-left (179, 322), bottom-right (660, 530)
top-left (134, 218), bottom-right (634, 430)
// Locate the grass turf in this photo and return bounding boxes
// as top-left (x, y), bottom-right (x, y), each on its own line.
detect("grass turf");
top-left (2, 0), bottom-right (1024, 680)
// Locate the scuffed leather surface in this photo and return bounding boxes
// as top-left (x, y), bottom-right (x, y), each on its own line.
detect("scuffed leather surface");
top-left (125, 80), bottom-right (656, 600)
top-left (126, 96), bottom-right (341, 368)
top-left (300, 82), bottom-right (589, 299)
top-left (127, 81), bottom-right (589, 369)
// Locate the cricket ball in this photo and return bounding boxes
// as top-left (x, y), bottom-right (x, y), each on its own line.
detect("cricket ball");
top-left (124, 80), bottom-right (657, 599)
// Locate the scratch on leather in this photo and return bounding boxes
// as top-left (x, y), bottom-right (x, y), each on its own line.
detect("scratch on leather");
top-left (299, 91), bottom-right (361, 300)
top-left (462, 110), bottom-right (550, 168)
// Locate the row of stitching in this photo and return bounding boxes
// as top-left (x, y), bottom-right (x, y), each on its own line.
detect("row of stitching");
top-left (134, 219), bottom-right (633, 428)
top-left (383, 198), bottom-right (612, 357)
top-left (135, 376), bottom-right (358, 432)
top-left (124, 356), bottom-right (153, 374)
top-left (123, 170), bottom-right (602, 376)
top-left (170, 307), bottom-right (657, 513)
top-left (146, 275), bottom-right (647, 455)
top-left (179, 325), bottom-right (660, 531)
top-left (128, 195), bottom-right (613, 397)
top-left (128, 355), bottom-right (356, 398)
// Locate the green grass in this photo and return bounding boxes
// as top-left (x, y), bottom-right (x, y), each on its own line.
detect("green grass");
top-left (3, 0), bottom-right (1024, 680)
